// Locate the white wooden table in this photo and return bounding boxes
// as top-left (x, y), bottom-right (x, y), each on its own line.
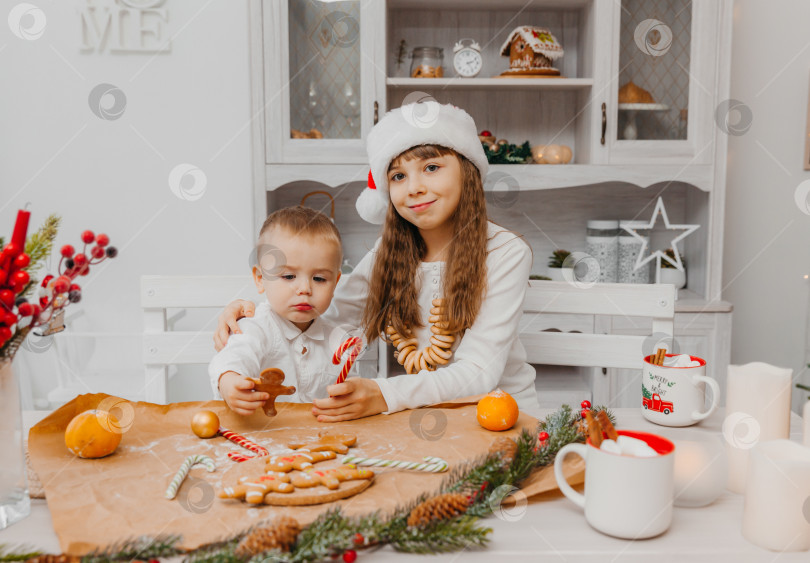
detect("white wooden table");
top-left (4, 408), bottom-right (807, 562)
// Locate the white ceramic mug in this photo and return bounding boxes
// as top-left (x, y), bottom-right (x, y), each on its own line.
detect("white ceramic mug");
top-left (554, 430), bottom-right (675, 539)
top-left (642, 354), bottom-right (720, 427)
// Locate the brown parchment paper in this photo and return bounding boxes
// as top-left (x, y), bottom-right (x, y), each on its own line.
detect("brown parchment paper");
top-left (28, 393), bottom-right (583, 555)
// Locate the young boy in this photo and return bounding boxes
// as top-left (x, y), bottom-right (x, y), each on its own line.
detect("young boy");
top-left (209, 206), bottom-right (345, 416)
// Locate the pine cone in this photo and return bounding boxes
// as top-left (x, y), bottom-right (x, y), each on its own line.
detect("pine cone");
top-left (25, 556), bottom-right (81, 563)
top-left (407, 493), bottom-right (470, 527)
top-left (488, 436), bottom-right (518, 466)
top-left (235, 515), bottom-right (301, 557)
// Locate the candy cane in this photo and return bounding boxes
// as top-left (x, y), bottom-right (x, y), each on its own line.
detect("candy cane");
top-left (333, 337), bottom-right (363, 384)
top-left (165, 455), bottom-right (216, 499)
top-left (227, 451), bottom-right (259, 463)
top-left (341, 455), bottom-right (448, 473)
top-left (219, 427), bottom-right (269, 457)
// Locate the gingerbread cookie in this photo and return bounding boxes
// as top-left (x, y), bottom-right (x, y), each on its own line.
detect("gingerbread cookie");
top-left (288, 431), bottom-right (357, 454)
top-left (263, 451), bottom-right (336, 472)
top-left (290, 466), bottom-right (374, 490)
top-left (248, 368), bottom-right (296, 416)
top-left (219, 472), bottom-right (294, 503)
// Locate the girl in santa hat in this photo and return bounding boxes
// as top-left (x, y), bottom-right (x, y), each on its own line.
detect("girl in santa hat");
top-left (215, 101), bottom-right (539, 421)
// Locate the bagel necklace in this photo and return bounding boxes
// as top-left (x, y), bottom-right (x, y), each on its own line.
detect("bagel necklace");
top-left (385, 298), bottom-right (456, 374)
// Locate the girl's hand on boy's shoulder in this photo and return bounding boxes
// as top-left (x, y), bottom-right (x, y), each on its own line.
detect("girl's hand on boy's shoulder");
top-left (214, 299), bottom-right (256, 351)
top-left (311, 378), bottom-right (388, 422)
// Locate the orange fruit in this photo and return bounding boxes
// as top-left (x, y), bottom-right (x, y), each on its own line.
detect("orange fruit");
top-left (64, 409), bottom-right (122, 459)
top-left (476, 389), bottom-right (519, 431)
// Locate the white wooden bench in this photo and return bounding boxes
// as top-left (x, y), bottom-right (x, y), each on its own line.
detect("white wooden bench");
top-left (142, 276), bottom-right (674, 406)
top-left (520, 281), bottom-right (675, 406)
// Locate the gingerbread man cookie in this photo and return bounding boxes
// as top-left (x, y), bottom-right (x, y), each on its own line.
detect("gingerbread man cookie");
top-left (288, 430), bottom-right (357, 454)
top-left (290, 465), bottom-right (375, 490)
top-left (219, 472), bottom-right (294, 503)
top-left (263, 451), bottom-right (336, 472)
top-left (248, 367), bottom-right (296, 416)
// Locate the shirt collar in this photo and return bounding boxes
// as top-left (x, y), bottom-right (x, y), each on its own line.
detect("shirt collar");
top-left (273, 310), bottom-right (326, 342)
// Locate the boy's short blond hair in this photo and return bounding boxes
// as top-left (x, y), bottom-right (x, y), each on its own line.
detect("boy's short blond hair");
top-left (259, 206), bottom-right (342, 253)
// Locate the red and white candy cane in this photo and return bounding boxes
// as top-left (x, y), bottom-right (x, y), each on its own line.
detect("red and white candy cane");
top-left (220, 427), bottom-right (268, 461)
top-left (332, 336), bottom-right (363, 385)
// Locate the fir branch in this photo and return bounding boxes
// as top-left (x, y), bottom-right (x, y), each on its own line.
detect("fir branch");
top-left (388, 516), bottom-right (490, 554)
top-left (23, 214), bottom-right (60, 282)
top-left (81, 535), bottom-right (183, 563)
top-left (0, 544), bottom-right (42, 562)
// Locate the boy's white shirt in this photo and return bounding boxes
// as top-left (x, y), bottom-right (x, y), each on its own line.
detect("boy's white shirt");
top-left (208, 303), bottom-right (338, 402)
top-left (324, 222), bottom-right (540, 413)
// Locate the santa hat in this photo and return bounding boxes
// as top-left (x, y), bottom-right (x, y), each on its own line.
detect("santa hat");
top-left (356, 101), bottom-right (489, 224)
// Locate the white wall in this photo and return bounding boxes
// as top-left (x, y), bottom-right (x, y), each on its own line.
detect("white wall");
top-left (1, 0), bottom-right (253, 406)
top-left (724, 0), bottom-right (810, 412)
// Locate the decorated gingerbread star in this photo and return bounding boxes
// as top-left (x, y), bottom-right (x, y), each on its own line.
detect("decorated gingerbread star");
top-left (249, 367), bottom-right (296, 416)
top-left (288, 430), bottom-right (357, 454)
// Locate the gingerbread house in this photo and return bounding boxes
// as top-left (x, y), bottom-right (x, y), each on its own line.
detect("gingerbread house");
top-left (499, 26), bottom-right (563, 76)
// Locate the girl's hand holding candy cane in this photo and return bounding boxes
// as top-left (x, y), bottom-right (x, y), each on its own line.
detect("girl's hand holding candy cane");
top-left (312, 378), bottom-right (388, 422)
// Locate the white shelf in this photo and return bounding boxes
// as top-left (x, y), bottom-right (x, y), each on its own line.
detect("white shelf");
top-left (386, 77), bottom-right (594, 90)
top-left (265, 163), bottom-right (714, 192)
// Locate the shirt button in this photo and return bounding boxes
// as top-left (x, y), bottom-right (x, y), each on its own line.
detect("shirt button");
top-left (433, 265), bottom-right (438, 271)
top-left (432, 278), bottom-right (438, 285)
top-left (433, 293), bottom-right (439, 299)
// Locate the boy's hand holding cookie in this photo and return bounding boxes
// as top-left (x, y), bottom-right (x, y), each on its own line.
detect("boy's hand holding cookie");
top-left (218, 371), bottom-right (270, 416)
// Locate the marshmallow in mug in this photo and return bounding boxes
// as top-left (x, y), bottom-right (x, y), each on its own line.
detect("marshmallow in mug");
top-left (600, 436), bottom-right (659, 457)
top-left (663, 354), bottom-right (702, 368)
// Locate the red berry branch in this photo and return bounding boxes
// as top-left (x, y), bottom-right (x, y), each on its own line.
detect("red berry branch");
top-left (0, 216), bottom-right (117, 358)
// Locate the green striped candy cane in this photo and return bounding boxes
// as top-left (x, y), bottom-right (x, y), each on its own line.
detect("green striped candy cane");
top-left (341, 455), bottom-right (448, 473)
top-left (165, 454), bottom-right (216, 500)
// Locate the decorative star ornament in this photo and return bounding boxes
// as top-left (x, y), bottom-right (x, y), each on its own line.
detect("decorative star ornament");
top-left (620, 196), bottom-right (700, 283)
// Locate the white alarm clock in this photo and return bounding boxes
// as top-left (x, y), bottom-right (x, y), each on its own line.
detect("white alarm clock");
top-left (453, 39), bottom-right (483, 78)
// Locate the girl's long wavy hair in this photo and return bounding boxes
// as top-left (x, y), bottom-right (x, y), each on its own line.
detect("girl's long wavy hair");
top-left (362, 145), bottom-right (489, 343)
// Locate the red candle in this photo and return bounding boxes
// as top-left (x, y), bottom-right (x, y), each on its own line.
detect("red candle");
top-left (10, 209), bottom-right (30, 254)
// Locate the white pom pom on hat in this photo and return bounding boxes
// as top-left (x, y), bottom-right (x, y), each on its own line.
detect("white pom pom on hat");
top-left (355, 101), bottom-right (489, 225)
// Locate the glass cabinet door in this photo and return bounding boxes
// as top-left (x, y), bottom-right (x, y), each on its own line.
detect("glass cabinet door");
top-left (606, 0), bottom-right (718, 164)
top-left (267, 0), bottom-right (382, 164)
top-left (288, 0), bottom-right (361, 141)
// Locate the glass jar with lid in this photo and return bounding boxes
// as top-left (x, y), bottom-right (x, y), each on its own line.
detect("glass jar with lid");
top-left (410, 47), bottom-right (444, 78)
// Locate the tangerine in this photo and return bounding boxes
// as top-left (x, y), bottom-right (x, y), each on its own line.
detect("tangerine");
top-left (476, 389), bottom-right (519, 431)
top-left (65, 409), bottom-right (122, 458)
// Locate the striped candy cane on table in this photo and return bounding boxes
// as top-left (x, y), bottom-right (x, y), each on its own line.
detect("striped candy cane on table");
top-left (165, 454), bottom-right (216, 499)
top-left (332, 336), bottom-right (363, 384)
top-left (341, 455), bottom-right (448, 473)
top-left (220, 427), bottom-right (269, 456)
